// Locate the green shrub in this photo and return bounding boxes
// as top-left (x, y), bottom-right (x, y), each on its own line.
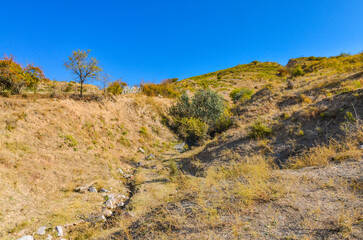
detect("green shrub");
top-left (107, 80), bottom-right (127, 95)
top-left (170, 90), bottom-right (225, 125)
top-left (177, 117), bottom-right (209, 144)
top-left (249, 121), bottom-right (273, 139)
top-left (64, 81), bottom-right (75, 92)
top-left (62, 134), bottom-right (78, 147)
top-left (139, 126), bottom-right (148, 136)
top-left (229, 88), bottom-right (254, 102)
top-left (170, 89), bottom-right (232, 144)
top-left (214, 110), bottom-right (234, 134)
top-left (291, 66), bottom-right (305, 77)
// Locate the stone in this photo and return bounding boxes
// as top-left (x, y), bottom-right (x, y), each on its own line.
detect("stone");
top-left (36, 226), bottom-right (47, 235)
top-left (117, 202), bottom-right (125, 207)
top-left (74, 186), bottom-right (88, 193)
top-left (105, 199), bottom-right (114, 209)
top-left (88, 186), bottom-right (97, 193)
top-left (146, 153), bottom-right (155, 160)
top-left (101, 215), bottom-right (107, 221)
top-left (107, 194), bottom-right (115, 200)
top-left (103, 209), bottom-right (113, 217)
top-left (45, 235), bottom-right (52, 240)
top-left (99, 188), bottom-right (109, 193)
top-left (138, 147), bottom-right (145, 153)
top-left (55, 226), bottom-right (63, 237)
top-left (174, 142), bottom-right (186, 152)
top-left (124, 212), bottom-right (134, 218)
top-left (359, 145), bottom-right (363, 149)
top-left (17, 236), bottom-right (33, 240)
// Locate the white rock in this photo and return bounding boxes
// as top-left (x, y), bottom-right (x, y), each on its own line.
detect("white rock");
top-left (101, 215), bottom-right (106, 221)
top-left (103, 209), bottom-right (113, 217)
top-left (107, 194), bottom-right (115, 200)
top-left (138, 147), bottom-right (145, 153)
top-left (17, 236), bottom-right (33, 240)
top-left (117, 202), bottom-right (124, 207)
top-left (88, 186), bottom-right (97, 193)
top-left (174, 142), bottom-right (186, 152)
top-left (105, 199), bottom-right (114, 209)
top-left (146, 153), bottom-right (155, 160)
top-left (36, 226), bottom-right (47, 235)
top-left (56, 226), bottom-right (63, 237)
top-left (46, 235), bottom-right (52, 240)
top-left (118, 168), bottom-right (125, 175)
top-left (359, 145), bottom-right (363, 149)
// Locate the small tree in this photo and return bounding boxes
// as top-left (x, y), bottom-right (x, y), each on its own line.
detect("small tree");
top-left (64, 50), bottom-right (102, 97)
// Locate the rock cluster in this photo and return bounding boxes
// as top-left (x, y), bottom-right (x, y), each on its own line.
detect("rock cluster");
top-left (17, 225), bottom-right (63, 240)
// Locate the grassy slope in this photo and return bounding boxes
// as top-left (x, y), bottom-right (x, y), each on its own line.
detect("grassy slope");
top-left (1, 52), bottom-right (362, 239)
top-left (0, 95), bottom-right (178, 238)
top-left (101, 53), bottom-right (363, 239)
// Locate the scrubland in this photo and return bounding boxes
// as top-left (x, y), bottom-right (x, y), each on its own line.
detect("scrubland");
top-left (0, 52), bottom-right (362, 239)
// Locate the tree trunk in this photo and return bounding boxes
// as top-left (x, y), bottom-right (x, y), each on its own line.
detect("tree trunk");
top-left (80, 81), bottom-right (83, 97)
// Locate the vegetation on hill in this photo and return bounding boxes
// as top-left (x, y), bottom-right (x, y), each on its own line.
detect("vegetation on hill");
top-left (0, 56), bottom-right (49, 94)
top-left (169, 89), bottom-right (232, 144)
top-left (0, 51), bottom-right (362, 239)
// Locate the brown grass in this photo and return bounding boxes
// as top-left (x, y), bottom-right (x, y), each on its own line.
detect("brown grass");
top-left (0, 94), bottom-right (176, 238)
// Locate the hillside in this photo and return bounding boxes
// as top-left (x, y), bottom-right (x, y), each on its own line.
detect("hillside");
top-left (0, 95), bottom-right (179, 239)
top-left (0, 52), bottom-right (362, 239)
top-left (176, 52), bottom-right (363, 100)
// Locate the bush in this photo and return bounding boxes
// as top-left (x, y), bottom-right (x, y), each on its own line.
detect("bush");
top-left (229, 88), bottom-right (254, 102)
top-left (291, 66), bottom-right (305, 77)
top-left (107, 80), bottom-right (127, 95)
top-left (214, 112), bottom-right (234, 134)
top-left (0, 57), bottom-right (46, 94)
top-left (170, 90), bottom-right (225, 126)
top-left (249, 121), bottom-right (273, 139)
top-left (277, 67), bottom-right (289, 77)
top-left (177, 117), bottom-right (208, 144)
top-left (169, 89), bottom-right (232, 144)
top-left (142, 82), bottom-right (180, 98)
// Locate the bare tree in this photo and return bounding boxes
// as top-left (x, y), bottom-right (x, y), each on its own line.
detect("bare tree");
top-left (64, 49), bottom-right (102, 97)
top-left (100, 71), bottom-right (111, 95)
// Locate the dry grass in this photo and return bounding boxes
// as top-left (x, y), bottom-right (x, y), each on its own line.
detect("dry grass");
top-left (287, 120), bottom-right (363, 169)
top-left (0, 94), bottom-right (176, 238)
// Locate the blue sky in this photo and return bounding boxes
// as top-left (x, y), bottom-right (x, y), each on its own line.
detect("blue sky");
top-left (1, 0), bottom-right (362, 86)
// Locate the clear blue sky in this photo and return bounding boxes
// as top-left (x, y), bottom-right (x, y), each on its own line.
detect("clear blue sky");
top-left (1, 0), bottom-right (362, 86)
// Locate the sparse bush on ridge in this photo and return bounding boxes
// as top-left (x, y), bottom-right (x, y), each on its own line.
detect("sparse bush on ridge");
top-left (141, 79), bottom-right (180, 98)
top-left (0, 56), bottom-right (48, 94)
top-left (106, 79), bottom-right (127, 95)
